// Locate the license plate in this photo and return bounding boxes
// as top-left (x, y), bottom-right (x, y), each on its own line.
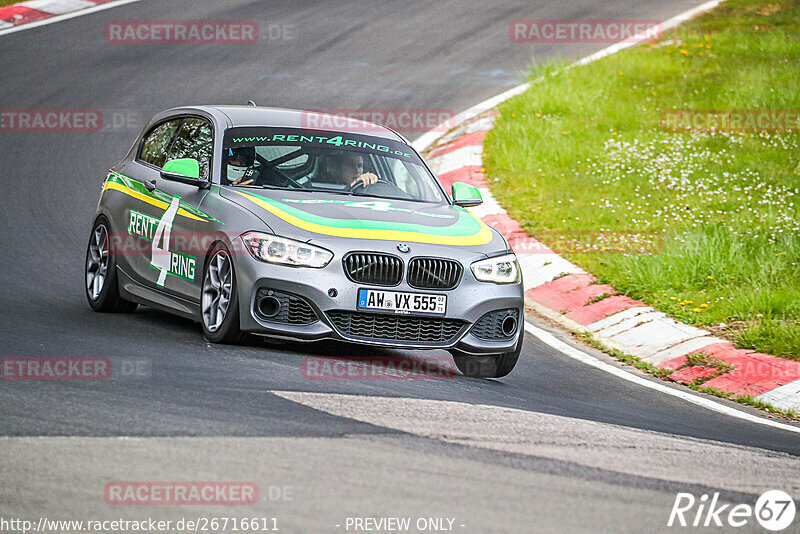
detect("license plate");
top-left (357, 289), bottom-right (446, 315)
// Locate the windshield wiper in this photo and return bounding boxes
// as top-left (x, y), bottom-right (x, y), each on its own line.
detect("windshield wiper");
top-left (307, 189), bottom-right (359, 197)
top-left (346, 191), bottom-right (415, 202)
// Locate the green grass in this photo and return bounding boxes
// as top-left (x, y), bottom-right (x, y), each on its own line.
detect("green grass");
top-left (485, 0), bottom-right (800, 359)
top-left (0, 0), bottom-right (22, 8)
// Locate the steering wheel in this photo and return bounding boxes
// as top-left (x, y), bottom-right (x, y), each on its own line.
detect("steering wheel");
top-left (349, 178), bottom-right (393, 191)
top-left (349, 178), bottom-right (413, 199)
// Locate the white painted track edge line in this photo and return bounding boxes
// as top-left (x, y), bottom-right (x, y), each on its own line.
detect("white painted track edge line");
top-left (413, 82), bottom-right (529, 151)
top-left (571, 0), bottom-right (722, 67)
top-left (0, 0), bottom-right (144, 37)
top-left (413, 0), bottom-right (724, 152)
top-left (523, 321), bottom-right (800, 434)
top-left (410, 0), bottom-right (800, 431)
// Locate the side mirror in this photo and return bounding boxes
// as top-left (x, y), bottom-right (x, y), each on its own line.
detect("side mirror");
top-left (160, 158), bottom-right (209, 188)
top-left (452, 182), bottom-right (483, 207)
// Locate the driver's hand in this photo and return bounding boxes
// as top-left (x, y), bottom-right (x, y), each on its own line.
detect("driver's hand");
top-left (350, 173), bottom-right (379, 188)
top-left (233, 177), bottom-right (254, 186)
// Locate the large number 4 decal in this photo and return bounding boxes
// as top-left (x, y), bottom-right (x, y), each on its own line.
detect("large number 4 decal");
top-left (150, 196), bottom-right (180, 287)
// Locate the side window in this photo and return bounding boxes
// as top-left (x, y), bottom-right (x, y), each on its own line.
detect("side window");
top-left (166, 117), bottom-right (213, 180)
top-left (139, 120), bottom-right (181, 168)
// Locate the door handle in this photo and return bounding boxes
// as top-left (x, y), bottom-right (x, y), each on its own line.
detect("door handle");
top-left (144, 180), bottom-right (156, 192)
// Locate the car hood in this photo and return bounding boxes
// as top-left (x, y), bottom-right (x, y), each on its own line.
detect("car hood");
top-left (219, 187), bottom-right (503, 253)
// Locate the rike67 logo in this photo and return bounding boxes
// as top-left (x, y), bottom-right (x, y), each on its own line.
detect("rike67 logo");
top-left (668, 490), bottom-right (796, 531)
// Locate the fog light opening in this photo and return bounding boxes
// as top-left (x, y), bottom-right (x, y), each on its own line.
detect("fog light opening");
top-left (257, 296), bottom-right (281, 318)
top-left (501, 315), bottom-right (517, 337)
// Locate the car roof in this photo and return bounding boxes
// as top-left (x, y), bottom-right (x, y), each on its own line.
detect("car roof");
top-left (168, 105), bottom-right (409, 144)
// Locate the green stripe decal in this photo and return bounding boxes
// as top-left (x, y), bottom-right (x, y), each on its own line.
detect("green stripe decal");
top-left (105, 172), bottom-right (221, 224)
top-left (233, 190), bottom-right (494, 245)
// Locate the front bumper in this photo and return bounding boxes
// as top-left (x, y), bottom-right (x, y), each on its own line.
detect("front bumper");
top-left (234, 247), bottom-right (524, 354)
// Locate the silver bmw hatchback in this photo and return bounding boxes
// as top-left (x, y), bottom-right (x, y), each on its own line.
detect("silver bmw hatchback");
top-left (85, 105), bottom-right (524, 377)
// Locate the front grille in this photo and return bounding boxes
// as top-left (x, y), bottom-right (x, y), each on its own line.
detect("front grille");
top-left (343, 253), bottom-right (404, 286)
top-left (327, 310), bottom-right (464, 343)
top-left (407, 257), bottom-right (463, 290)
top-left (471, 309), bottom-right (519, 340)
top-left (255, 289), bottom-right (318, 324)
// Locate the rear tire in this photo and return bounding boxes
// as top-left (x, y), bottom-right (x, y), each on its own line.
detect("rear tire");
top-left (451, 331), bottom-right (523, 378)
top-left (85, 216), bottom-right (137, 313)
top-left (201, 243), bottom-right (248, 344)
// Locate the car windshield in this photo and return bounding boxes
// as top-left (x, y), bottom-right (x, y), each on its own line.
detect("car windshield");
top-left (221, 127), bottom-right (446, 203)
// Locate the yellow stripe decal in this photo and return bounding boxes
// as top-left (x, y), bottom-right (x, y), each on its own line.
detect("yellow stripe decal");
top-left (234, 191), bottom-right (494, 246)
top-left (102, 181), bottom-right (207, 222)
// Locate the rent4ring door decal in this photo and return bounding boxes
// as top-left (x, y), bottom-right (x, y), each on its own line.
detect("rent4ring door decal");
top-left (127, 199), bottom-right (197, 285)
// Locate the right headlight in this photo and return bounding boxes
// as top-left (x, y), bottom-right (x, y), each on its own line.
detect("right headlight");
top-left (470, 253), bottom-right (520, 284)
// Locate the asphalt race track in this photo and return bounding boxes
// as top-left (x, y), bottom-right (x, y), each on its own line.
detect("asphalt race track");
top-left (1, 1), bottom-right (798, 532)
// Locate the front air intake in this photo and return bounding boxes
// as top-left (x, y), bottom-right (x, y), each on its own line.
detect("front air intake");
top-left (326, 310), bottom-right (464, 343)
top-left (471, 309), bottom-right (519, 340)
top-left (254, 289), bottom-right (318, 324)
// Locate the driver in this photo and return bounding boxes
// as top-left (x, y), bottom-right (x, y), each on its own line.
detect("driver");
top-left (326, 152), bottom-right (379, 189)
top-left (225, 146), bottom-right (261, 185)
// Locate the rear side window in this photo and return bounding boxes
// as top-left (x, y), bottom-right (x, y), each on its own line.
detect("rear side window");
top-left (139, 120), bottom-right (181, 168)
top-left (166, 118), bottom-right (213, 180)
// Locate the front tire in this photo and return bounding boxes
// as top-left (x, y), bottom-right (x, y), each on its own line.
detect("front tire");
top-left (451, 331), bottom-right (523, 379)
top-left (201, 243), bottom-right (247, 344)
top-left (85, 216), bottom-right (137, 313)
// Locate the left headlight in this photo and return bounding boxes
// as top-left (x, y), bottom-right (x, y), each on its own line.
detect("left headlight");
top-left (471, 253), bottom-right (520, 284)
top-left (241, 232), bottom-right (333, 268)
